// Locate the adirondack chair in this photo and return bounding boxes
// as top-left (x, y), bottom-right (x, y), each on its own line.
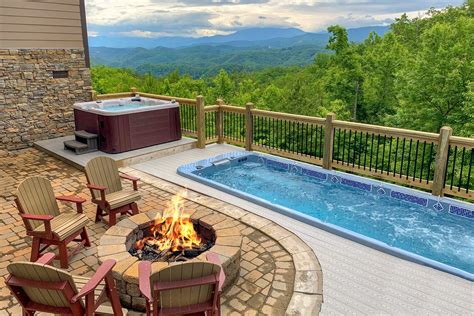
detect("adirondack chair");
top-left (5, 252), bottom-right (123, 316)
top-left (15, 176), bottom-right (91, 268)
top-left (84, 156), bottom-right (141, 226)
top-left (138, 252), bottom-right (226, 316)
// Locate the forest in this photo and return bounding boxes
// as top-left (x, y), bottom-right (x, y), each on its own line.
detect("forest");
top-left (92, 1), bottom-right (474, 137)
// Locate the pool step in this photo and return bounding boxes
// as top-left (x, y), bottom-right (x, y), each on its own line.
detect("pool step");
top-left (64, 130), bottom-right (98, 155)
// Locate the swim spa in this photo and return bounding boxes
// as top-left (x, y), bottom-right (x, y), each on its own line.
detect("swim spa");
top-left (178, 152), bottom-right (474, 280)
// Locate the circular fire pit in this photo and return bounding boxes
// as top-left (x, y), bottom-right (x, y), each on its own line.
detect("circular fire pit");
top-left (129, 217), bottom-right (216, 262)
top-left (98, 208), bottom-right (242, 311)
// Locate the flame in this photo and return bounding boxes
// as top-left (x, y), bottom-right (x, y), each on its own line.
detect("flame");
top-left (135, 191), bottom-right (201, 252)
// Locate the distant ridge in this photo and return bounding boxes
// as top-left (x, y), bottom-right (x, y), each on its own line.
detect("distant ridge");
top-left (88, 26), bottom-right (389, 49)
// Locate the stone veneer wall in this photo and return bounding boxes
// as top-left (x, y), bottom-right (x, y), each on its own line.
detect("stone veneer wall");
top-left (0, 49), bottom-right (92, 151)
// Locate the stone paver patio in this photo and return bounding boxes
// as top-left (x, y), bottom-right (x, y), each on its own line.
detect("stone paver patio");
top-left (0, 149), bottom-right (322, 315)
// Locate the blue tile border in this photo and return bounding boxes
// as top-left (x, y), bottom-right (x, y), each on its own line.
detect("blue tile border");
top-left (390, 191), bottom-right (428, 207)
top-left (302, 168), bottom-right (327, 180)
top-left (340, 178), bottom-right (372, 191)
top-left (449, 205), bottom-right (474, 219)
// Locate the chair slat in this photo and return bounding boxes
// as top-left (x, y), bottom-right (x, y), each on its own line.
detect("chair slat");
top-left (17, 177), bottom-right (60, 229)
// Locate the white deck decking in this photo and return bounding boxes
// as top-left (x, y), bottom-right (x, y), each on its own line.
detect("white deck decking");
top-left (131, 143), bottom-right (473, 315)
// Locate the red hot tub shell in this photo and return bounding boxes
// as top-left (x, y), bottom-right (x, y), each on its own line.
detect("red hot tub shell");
top-left (74, 98), bottom-right (181, 154)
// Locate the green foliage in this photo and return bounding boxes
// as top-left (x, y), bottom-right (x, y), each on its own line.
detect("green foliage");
top-left (91, 1), bottom-right (474, 137)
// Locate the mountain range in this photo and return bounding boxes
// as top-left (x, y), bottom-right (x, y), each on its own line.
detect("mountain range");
top-left (89, 26), bottom-right (389, 49)
top-left (90, 26), bottom-right (390, 77)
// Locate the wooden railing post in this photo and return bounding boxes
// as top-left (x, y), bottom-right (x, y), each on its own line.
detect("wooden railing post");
top-left (216, 99), bottom-right (224, 144)
top-left (323, 112), bottom-right (336, 170)
top-left (131, 87), bottom-right (137, 95)
top-left (196, 95), bottom-right (206, 149)
top-left (432, 126), bottom-right (452, 196)
top-left (245, 102), bottom-right (255, 151)
top-left (91, 90), bottom-right (97, 101)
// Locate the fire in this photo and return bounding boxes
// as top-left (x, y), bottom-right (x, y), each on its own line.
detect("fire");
top-left (135, 192), bottom-right (201, 252)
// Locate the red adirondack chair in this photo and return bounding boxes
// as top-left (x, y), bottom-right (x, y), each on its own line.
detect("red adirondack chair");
top-left (5, 252), bottom-right (123, 316)
top-left (138, 252), bottom-right (226, 316)
top-left (85, 156), bottom-right (141, 226)
top-left (15, 176), bottom-right (91, 268)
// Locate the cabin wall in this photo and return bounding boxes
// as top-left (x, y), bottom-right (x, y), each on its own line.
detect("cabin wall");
top-left (0, 0), bottom-right (92, 151)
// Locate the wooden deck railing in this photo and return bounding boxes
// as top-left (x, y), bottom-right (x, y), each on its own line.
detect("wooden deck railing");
top-left (93, 89), bottom-right (473, 200)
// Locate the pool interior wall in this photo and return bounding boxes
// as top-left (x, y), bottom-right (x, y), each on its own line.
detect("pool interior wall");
top-left (177, 151), bottom-right (474, 281)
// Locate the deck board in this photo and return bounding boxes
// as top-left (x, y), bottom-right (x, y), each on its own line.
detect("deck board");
top-left (131, 143), bottom-right (474, 315)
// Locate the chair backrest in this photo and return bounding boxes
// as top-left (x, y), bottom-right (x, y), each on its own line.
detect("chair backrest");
top-left (84, 156), bottom-right (122, 199)
top-left (150, 261), bottom-right (221, 310)
top-left (16, 177), bottom-right (60, 229)
top-left (6, 261), bottom-right (82, 311)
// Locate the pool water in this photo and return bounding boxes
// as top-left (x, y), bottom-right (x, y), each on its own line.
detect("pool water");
top-left (193, 158), bottom-right (474, 276)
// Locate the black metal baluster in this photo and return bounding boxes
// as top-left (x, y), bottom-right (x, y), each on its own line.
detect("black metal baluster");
top-left (466, 149), bottom-right (473, 193)
top-left (399, 138), bottom-right (406, 178)
top-left (419, 141), bottom-right (427, 182)
top-left (297, 122), bottom-right (300, 154)
top-left (348, 130), bottom-right (352, 165)
top-left (358, 131), bottom-right (363, 168)
top-left (387, 136), bottom-right (393, 175)
top-left (450, 147), bottom-right (457, 190)
top-left (319, 126), bottom-right (323, 158)
top-left (427, 142), bottom-right (434, 183)
top-left (381, 135), bottom-right (386, 174)
top-left (305, 123), bottom-right (309, 156)
top-left (352, 131), bottom-right (357, 167)
top-left (375, 134), bottom-right (380, 172)
top-left (393, 137), bottom-right (399, 176)
top-left (336, 128), bottom-right (341, 163)
top-left (457, 147), bottom-right (466, 191)
top-left (342, 130), bottom-right (346, 164)
top-left (369, 133), bottom-right (374, 171)
top-left (363, 132), bottom-right (369, 169)
top-left (406, 139), bottom-right (413, 180)
top-left (413, 140), bottom-right (420, 181)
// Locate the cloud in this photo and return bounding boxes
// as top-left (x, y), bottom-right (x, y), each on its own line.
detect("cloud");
top-left (85, 0), bottom-right (465, 38)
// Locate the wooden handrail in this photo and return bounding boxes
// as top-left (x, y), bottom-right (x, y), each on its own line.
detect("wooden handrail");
top-left (204, 105), bottom-right (220, 112)
top-left (333, 120), bottom-right (440, 143)
top-left (448, 135), bottom-right (474, 148)
top-left (138, 92), bottom-right (197, 105)
top-left (252, 109), bottom-right (326, 125)
top-left (220, 105), bottom-right (246, 113)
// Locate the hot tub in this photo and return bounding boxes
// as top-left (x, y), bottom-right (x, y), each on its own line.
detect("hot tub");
top-left (73, 96), bottom-right (181, 153)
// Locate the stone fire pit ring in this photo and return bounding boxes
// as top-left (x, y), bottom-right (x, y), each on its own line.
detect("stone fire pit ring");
top-left (98, 210), bottom-right (242, 311)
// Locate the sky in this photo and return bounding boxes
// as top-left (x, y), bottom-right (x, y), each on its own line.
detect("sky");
top-left (85, 0), bottom-right (465, 38)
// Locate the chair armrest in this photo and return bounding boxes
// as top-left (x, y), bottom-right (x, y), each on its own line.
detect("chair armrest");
top-left (120, 174), bottom-right (140, 191)
top-left (87, 184), bottom-right (107, 201)
top-left (21, 213), bottom-right (54, 221)
top-left (71, 259), bottom-right (116, 303)
top-left (206, 252), bottom-right (225, 292)
top-left (21, 214), bottom-right (53, 239)
top-left (56, 195), bottom-right (86, 213)
top-left (35, 252), bottom-right (56, 265)
top-left (138, 261), bottom-right (152, 301)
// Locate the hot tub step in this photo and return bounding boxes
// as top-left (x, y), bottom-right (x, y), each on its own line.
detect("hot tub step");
top-left (75, 130), bottom-right (98, 139)
top-left (64, 140), bottom-right (97, 155)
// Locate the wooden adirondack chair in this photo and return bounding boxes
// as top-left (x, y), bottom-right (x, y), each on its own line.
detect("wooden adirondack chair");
top-left (5, 252), bottom-right (123, 316)
top-left (15, 176), bottom-right (91, 268)
top-left (84, 156), bottom-right (141, 226)
top-left (138, 252), bottom-right (226, 316)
